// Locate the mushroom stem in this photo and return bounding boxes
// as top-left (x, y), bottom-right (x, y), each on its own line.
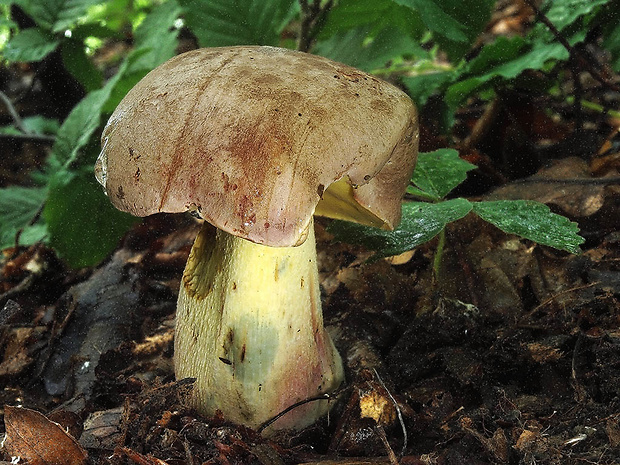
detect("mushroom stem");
top-left (175, 217), bottom-right (344, 431)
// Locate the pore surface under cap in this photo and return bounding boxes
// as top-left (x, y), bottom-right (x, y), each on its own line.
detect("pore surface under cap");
top-left (98, 46), bottom-right (418, 246)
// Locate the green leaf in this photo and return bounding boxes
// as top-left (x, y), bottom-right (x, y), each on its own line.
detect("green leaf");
top-left (3, 27), bottom-right (60, 62)
top-left (429, 0), bottom-right (496, 60)
top-left (410, 149), bottom-right (475, 199)
top-left (445, 38), bottom-right (567, 107)
top-left (320, 0), bottom-right (425, 40)
top-left (402, 71), bottom-right (456, 107)
top-left (602, 14), bottom-right (620, 72)
top-left (129, 0), bottom-right (182, 72)
top-left (14, 0), bottom-right (101, 32)
top-left (0, 185), bottom-right (48, 250)
top-left (314, 25), bottom-right (427, 71)
top-left (50, 54), bottom-right (132, 170)
top-left (0, 116), bottom-right (60, 136)
top-left (392, 0), bottom-right (467, 42)
top-left (542, 0), bottom-right (609, 32)
top-left (61, 38), bottom-right (103, 92)
top-left (472, 200), bottom-right (584, 254)
top-left (179, 0), bottom-right (297, 47)
top-left (43, 170), bottom-right (138, 268)
top-left (329, 198), bottom-right (473, 258)
top-left (21, 116), bottom-right (60, 134)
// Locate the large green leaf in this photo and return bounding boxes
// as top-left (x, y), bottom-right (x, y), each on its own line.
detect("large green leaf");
top-left (43, 170), bottom-right (138, 268)
top-left (180, 0), bottom-right (297, 47)
top-left (409, 149), bottom-right (475, 200)
top-left (14, 0), bottom-right (101, 32)
top-left (320, 0), bottom-right (425, 39)
top-left (329, 198), bottom-right (473, 258)
top-left (3, 27), bottom-right (59, 62)
top-left (472, 200), bottom-right (584, 254)
top-left (0, 186), bottom-right (48, 250)
top-left (314, 25), bottom-right (427, 71)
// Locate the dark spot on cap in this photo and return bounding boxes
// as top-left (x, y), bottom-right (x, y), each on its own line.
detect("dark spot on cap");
top-left (117, 185), bottom-right (125, 200)
top-left (240, 344), bottom-right (246, 362)
top-left (219, 357), bottom-right (232, 365)
top-left (134, 168), bottom-right (140, 181)
top-left (363, 174), bottom-right (371, 182)
top-left (264, 222), bottom-right (270, 229)
top-left (317, 184), bottom-right (325, 198)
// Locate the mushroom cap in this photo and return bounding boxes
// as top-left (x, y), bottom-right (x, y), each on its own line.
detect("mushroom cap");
top-left (97, 46), bottom-right (418, 247)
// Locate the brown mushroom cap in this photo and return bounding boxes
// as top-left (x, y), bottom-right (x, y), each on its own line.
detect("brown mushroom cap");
top-left (97, 46), bottom-right (418, 246)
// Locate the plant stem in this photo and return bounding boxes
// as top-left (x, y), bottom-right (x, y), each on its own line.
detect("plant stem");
top-left (433, 228), bottom-right (446, 285)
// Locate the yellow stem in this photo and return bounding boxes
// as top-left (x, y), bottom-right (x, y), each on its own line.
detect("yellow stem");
top-left (174, 218), bottom-right (344, 431)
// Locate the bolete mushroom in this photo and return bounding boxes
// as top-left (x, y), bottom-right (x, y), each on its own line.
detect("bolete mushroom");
top-left (95, 46), bottom-right (418, 431)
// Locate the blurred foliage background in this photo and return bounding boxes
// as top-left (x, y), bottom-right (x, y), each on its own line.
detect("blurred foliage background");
top-left (0, 0), bottom-right (618, 267)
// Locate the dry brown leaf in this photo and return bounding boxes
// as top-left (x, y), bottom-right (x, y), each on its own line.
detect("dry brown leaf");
top-left (2, 406), bottom-right (88, 465)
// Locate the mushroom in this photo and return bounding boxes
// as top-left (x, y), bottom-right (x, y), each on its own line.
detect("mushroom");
top-left (95, 46), bottom-right (418, 431)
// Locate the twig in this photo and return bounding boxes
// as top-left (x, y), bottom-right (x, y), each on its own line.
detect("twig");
top-left (373, 424), bottom-right (399, 465)
top-left (0, 90), bottom-right (55, 143)
top-left (0, 132), bottom-right (55, 143)
top-left (372, 368), bottom-right (408, 457)
top-left (298, 0), bottom-right (333, 53)
top-left (521, 0), bottom-right (620, 93)
top-left (0, 90), bottom-right (28, 133)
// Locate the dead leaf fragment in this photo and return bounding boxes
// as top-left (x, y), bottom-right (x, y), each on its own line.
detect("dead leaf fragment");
top-left (2, 405), bottom-right (88, 465)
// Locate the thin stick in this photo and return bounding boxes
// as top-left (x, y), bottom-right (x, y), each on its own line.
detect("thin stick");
top-left (0, 90), bottom-right (28, 133)
top-left (521, 0), bottom-right (619, 93)
top-left (373, 368), bottom-right (408, 457)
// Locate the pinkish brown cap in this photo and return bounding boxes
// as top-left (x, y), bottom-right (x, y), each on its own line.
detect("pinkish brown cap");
top-left (96, 46), bottom-right (418, 246)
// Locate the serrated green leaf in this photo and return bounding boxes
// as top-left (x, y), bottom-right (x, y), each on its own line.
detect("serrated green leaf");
top-left (329, 198), bottom-right (473, 258)
top-left (129, 0), bottom-right (181, 72)
top-left (14, 0), bottom-right (101, 32)
top-left (0, 185), bottom-right (48, 250)
top-left (179, 0), bottom-right (297, 47)
top-left (472, 200), bottom-right (584, 254)
top-left (410, 149), bottom-right (475, 199)
top-left (3, 28), bottom-right (59, 62)
top-left (43, 170), bottom-right (138, 268)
